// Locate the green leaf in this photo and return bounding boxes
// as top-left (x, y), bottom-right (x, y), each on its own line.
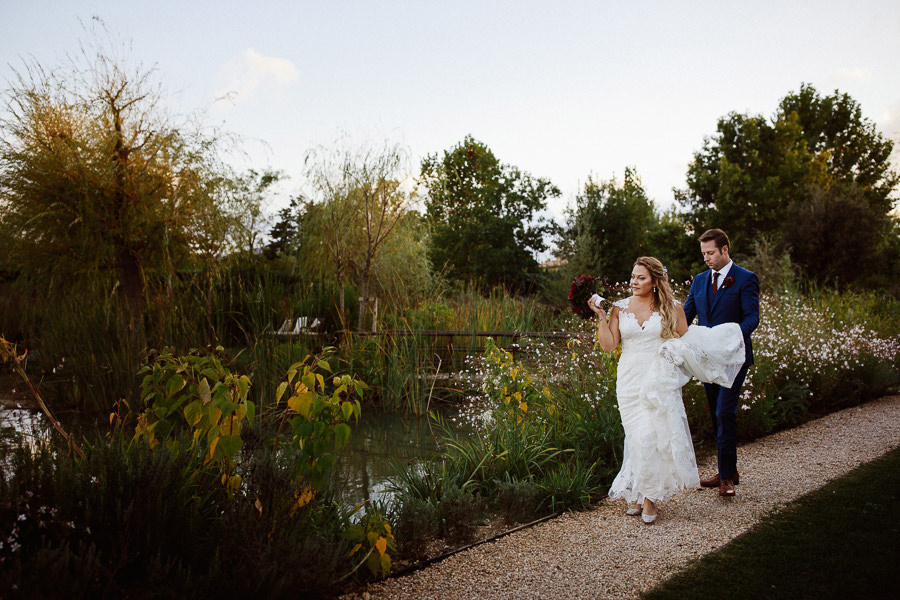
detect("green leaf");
top-left (317, 359), bottom-right (332, 372)
top-left (341, 401), bottom-right (354, 422)
top-left (301, 373), bottom-right (316, 391)
top-left (276, 381), bottom-right (288, 403)
top-left (288, 391), bottom-right (315, 419)
top-left (345, 524), bottom-right (365, 540)
top-left (200, 368), bottom-right (219, 381)
top-left (333, 423), bottom-right (351, 449)
top-left (218, 434), bottom-right (242, 460)
top-left (236, 376), bottom-right (250, 401)
top-left (220, 399), bottom-right (240, 416)
top-left (198, 378), bottom-right (212, 405)
top-left (366, 550), bottom-right (381, 576)
top-left (184, 400), bottom-right (203, 427)
top-left (292, 419), bottom-right (314, 438)
top-left (165, 374), bottom-right (186, 398)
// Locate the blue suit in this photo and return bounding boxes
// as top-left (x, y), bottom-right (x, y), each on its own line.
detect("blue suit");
top-left (683, 263), bottom-right (759, 480)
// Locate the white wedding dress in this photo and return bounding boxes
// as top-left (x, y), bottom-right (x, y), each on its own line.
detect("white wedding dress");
top-left (607, 297), bottom-right (745, 504)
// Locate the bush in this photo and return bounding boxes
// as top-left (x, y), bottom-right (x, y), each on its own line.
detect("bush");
top-left (494, 474), bottom-right (543, 526)
top-left (393, 496), bottom-right (440, 556)
top-left (438, 482), bottom-right (483, 545)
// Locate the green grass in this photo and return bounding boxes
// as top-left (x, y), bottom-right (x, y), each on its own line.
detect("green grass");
top-left (644, 446), bottom-right (900, 600)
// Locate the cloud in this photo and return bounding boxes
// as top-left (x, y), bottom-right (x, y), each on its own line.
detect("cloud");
top-left (829, 67), bottom-right (872, 84)
top-left (214, 49), bottom-right (299, 108)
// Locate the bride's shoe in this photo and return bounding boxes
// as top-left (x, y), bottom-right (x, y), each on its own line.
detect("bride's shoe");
top-left (641, 500), bottom-right (657, 524)
top-left (625, 504), bottom-right (641, 516)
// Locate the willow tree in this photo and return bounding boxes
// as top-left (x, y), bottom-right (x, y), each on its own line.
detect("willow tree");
top-left (302, 141), bottom-right (411, 330)
top-left (0, 40), bottom-right (230, 368)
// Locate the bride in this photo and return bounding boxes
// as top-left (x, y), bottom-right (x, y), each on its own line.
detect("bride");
top-left (589, 257), bottom-right (744, 524)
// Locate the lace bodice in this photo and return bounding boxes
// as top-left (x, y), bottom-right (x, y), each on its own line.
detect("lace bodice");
top-left (615, 297), bottom-right (664, 356)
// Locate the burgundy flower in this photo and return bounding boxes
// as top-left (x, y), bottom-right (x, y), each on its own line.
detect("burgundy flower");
top-left (721, 276), bottom-right (735, 289)
top-left (568, 275), bottom-right (608, 320)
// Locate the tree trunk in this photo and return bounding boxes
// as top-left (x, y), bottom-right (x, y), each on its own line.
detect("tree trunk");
top-left (337, 272), bottom-right (346, 332)
top-left (205, 270), bottom-right (217, 344)
top-left (117, 250), bottom-right (146, 366)
top-left (110, 104), bottom-right (146, 367)
top-left (357, 276), bottom-right (369, 331)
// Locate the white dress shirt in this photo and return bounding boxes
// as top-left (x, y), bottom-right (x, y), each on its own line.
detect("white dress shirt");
top-left (711, 260), bottom-right (734, 290)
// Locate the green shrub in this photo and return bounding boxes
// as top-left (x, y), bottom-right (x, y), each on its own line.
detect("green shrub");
top-left (494, 474), bottom-right (543, 526)
top-left (393, 496), bottom-right (440, 557)
top-left (438, 482), bottom-right (483, 545)
top-left (538, 459), bottom-right (602, 512)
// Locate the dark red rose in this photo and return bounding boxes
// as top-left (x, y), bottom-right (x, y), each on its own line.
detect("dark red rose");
top-left (568, 275), bottom-right (607, 320)
top-left (722, 276), bottom-right (735, 289)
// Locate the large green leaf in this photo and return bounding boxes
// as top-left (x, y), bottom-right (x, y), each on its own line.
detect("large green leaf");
top-left (333, 423), bottom-right (351, 449)
top-left (165, 374), bottom-right (186, 398)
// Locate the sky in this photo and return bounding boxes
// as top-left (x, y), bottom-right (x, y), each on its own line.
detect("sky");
top-left (2, 0), bottom-right (900, 225)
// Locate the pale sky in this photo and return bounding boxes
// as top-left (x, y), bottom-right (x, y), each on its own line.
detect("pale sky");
top-left (2, 1), bottom-right (899, 222)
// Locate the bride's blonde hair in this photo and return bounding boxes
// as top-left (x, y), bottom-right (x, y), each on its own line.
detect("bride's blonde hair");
top-left (634, 256), bottom-right (678, 339)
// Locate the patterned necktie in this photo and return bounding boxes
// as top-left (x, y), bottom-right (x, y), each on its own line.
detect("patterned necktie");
top-left (712, 271), bottom-right (719, 295)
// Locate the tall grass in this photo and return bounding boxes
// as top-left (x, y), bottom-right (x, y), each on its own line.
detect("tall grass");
top-left (0, 430), bottom-right (361, 598)
top-left (397, 285), bottom-right (560, 332)
top-left (12, 280), bottom-right (141, 411)
top-left (0, 261), bottom-right (337, 413)
top-left (356, 285), bottom-right (563, 413)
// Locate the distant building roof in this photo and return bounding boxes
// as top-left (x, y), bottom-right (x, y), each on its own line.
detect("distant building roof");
top-left (539, 258), bottom-right (568, 269)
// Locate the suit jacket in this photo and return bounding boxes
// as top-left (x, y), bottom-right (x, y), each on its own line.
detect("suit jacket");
top-left (683, 263), bottom-right (759, 366)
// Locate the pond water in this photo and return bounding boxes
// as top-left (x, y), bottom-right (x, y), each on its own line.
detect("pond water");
top-left (334, 410), bottom-right (448, 508)
top-left (0, 404), bottom-right (462, 509)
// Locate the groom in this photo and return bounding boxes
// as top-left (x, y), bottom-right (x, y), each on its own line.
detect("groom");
top-left (683, 229), bottom-right (759, 497)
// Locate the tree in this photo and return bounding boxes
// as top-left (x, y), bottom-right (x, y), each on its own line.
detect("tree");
top-left (780, 83), bottom-right (898, 216)
top-left (677, 110), bottom-right (820, 250)
top-left (677, 84), bottom-right (898, 285)
top-left (784, 184), bottom-right (886, 289)
top-left (302, 141), bottom-right (411, 329)
top-left (265, 197), bottom-right (302, 259)
top-left (221, 168), bottom-right (281, 257)
top-left (369, 210), bottom-right (432, 308)
top-left (560, 168), bottom-right (656, 284)
top-left (643, 207), bottom-right (697, 285)
top-left (421, 135), bottom-right (559, 293)
top-left (0, 37), bottom-right (231, 359)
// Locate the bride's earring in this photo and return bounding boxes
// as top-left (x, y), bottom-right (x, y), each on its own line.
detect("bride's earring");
top-left (653, 286), bottom-right (657, 293)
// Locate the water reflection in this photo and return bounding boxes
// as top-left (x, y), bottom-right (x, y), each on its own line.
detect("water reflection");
top-left (334, 411), bottom-right (448, 509)
top-left (1, 407), bottom-right (53, 475)
top-left (2, 406), bottom-right (467, 508)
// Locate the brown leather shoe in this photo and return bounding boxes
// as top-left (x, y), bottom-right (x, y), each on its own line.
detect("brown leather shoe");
top-left (719, 478), bottom-right (736, 496)
top-left (700, 472), bottom-right (740, 487)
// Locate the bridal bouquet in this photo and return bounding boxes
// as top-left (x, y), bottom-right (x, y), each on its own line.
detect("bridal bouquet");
top-left (568, 275), bottom-right (605, 319)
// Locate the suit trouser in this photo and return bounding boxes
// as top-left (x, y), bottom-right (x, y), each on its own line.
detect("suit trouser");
top-left (703, 363), bottom-right (749, 480)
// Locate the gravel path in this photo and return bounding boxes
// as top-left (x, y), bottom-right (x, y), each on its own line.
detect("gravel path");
top-left (350, 395), bottom-right (900, 600)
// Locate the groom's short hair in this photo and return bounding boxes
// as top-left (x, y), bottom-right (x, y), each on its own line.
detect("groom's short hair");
top-left (699, 229), bottom-right (730, 250)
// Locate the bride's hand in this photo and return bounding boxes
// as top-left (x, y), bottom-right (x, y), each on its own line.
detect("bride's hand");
top-left (588, 294), bottom-right (606, 318)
